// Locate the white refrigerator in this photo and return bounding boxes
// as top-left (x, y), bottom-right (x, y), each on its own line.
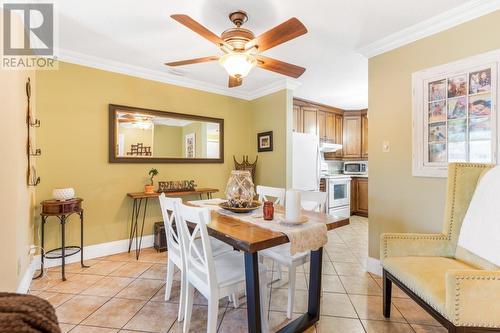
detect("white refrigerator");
top-left (292, 132), bottom-right (320, 191)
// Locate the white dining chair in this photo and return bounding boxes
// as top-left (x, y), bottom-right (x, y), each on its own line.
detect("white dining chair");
top-left (175, 202), bottom-right (269, 333)
top-left (158, 194), bottom-right (235, 322)
top-left (256, 185), bottom-right (285, 204)
top-left (259, 190), bottom-right (327, 319)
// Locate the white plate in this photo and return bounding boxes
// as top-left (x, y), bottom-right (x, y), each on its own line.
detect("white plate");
top-left (277, 215), bottom-right (309, 225)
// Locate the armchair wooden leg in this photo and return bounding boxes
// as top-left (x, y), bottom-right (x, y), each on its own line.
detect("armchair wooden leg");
top-left (383, 269), bottom-right (392, 318)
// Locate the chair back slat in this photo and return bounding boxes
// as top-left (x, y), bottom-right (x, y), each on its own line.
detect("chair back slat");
top-left (175, 202), bottom-right (217, 290)
top-left (300, 191), bottom-right (327, 212)
top-left (256, 185), bottom-right (285, 205)
top-left (158, 194), bottom-right (182, 255)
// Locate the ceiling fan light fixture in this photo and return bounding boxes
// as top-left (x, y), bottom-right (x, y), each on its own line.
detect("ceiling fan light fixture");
top-left (219, 52), bottom-right (256, 78)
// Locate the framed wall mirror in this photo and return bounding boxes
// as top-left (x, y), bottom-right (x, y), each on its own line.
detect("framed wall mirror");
top-left (109, 104), bottom-right (224, 163)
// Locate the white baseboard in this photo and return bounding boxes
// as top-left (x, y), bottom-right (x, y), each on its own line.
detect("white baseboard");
top-left (17, 259), bottom-right (39, 294)
top-left (31, 235), bottom-right (155, 270)
top-left (367, 256), bottom-right (383, 276)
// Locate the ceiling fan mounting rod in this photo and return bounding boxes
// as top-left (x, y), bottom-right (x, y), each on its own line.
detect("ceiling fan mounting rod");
top-left (229, 10), bottom-right (248, 27)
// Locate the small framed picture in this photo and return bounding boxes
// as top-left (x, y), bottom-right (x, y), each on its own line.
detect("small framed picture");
top-left (257, 131), bottom-right (273, 152)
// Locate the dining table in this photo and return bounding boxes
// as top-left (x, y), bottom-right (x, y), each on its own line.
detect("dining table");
top-left (201, 204), bottom-right (350, 333)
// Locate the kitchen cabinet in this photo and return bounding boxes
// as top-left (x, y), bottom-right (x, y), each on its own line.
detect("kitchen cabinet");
top-left (317, 111), bottom-right (326, 139)
top-left (293, 105), bottom-right (302, 132)
top-left (343, 115), bottom-right (362, 158)
top-left (362, 113), bottom-right (368, 158)
top-left (334, 114), bottom-right (343, 158)
top-left (302, 107), bottom-right (318, 135)
top-left (326, 113), bottom-right (336, 141)
top-left (351, 177), bottom-right (368, 217)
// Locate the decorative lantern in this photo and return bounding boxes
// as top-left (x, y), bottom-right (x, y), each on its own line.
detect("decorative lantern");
top-left (225, 170), bottom-right (255, 208)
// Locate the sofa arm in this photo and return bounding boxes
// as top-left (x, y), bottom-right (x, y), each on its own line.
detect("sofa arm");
top-left (445, 270), bottom-right (500, 327)
top-left (380, 233), bottom-right (452, 259)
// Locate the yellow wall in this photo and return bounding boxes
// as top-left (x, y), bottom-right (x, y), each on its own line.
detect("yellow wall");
top-left (153, 125), bottom-right (182, 157)
top-left (119, 126), bottom-right (153, 155)
top-left (36, 62), bottom-right (255, 250)
top-left (249, 90), bottom-right (290, 188)
top-left (368, 10), bottom-right (500, 258)
top-left (0, 11), bottom-right (36, 291)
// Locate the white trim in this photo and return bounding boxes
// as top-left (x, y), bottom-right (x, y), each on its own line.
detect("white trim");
top-left (58, 49), bottom-right (299, 101)
top-left (17, 259), bottom-right (39, 294)
top-left (412, 49), bottom-right (500, 177)
top-left (358, 0), bottom-right (500, 58)
top-left (31, 235), bottom-right (155, 270)
top-left (367, 257), bottom-right (383, 276)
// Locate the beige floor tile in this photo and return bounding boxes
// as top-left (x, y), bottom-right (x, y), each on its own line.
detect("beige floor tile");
top-left (69, 325), bottom-right (119, 333)
top-left (137, 250), bottom-right (167, 263)
top-left (270, 288), bottom-right (308, 314)
top-left (320, 292), bottom-right (358, 318)
top-left (150, 280), bottom-right (181, 303)
top-left (339, 275), bottom-right (382, 296)
top-left (36, 291), bottom-right (75, 307)
top-left (81, 298), bottom-right (146, 328)
top-left (58, 323), bottom-right (75, 333)
top-left (411, 324), bottom-right (447, 333)
top-left (139, 264), bottom-right (167, 280)
top-left (80, 276), bottom-right (134, 297)
top-left (48, 274), bottom-right (104, 294)
top-left (373, 278), bottom-right (409, 299)
top-left (123, 301), bottom-right (178, 333)
top-left (100, 251), bottom-right (138, 262)
top-left (349, 295), bottom-right (406, 322)
top-left (109, 262), bottom-right (153, 278)
top-left (268, 311), bottom-right (300, 332)
top-left (49, 259), bottom-right (101, 274)
top-left (321, 275), bottom-right (346, 293)
top-left (115, 278), bottom-right (164, 300)
top-left (30, 271), bottom-right (64, 291)
top-left (392, 298), bottom-right (441, 326)
top-left (56, 295), bottom-right (109, 324)
top-left (168, 305), bottom-right (224, 333)
top-left (362, 319), bottom-right (414, 333)
top-left (271, 271), bottom-right (308, 291)
top-left (316, 316), bottom-right (365, 333)
top-left (79, 260), bottom-right (127, 276)
top-left (333, 262), bottom-right (367, 276)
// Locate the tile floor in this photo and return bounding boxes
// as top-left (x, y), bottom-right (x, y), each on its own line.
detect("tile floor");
top-left (29, 216), bottom-right (446, 333)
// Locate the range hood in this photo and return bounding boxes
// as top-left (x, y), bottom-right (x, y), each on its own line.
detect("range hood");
top-left (319, 142), bottom-right (342, 152)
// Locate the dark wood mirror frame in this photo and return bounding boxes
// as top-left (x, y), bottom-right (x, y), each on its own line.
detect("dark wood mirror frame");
top-left (109, 104), bottom-right (224, 163)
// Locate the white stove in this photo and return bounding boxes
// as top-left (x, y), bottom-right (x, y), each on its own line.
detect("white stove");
top-left (321, 174), bottom-right (351, 219)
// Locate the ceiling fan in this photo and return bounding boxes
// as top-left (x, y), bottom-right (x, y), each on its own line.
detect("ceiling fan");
top-left (165, 11), bottom-right (307, 88)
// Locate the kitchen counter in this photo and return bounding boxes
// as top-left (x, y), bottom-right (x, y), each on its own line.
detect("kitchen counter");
top-left (349, 174), bottom-right (368, 178)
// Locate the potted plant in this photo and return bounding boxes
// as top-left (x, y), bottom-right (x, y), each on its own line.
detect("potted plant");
top-left (145, 168), bottom-right (158, 194)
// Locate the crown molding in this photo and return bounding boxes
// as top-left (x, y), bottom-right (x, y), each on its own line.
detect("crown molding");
top-left (57, 49), bottom-right (298, 101)
top-left (358, 0), bottom-right (500, 58)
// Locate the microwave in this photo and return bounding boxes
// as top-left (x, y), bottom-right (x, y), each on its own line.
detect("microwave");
top-left (343, 161), bottom-right (368, 175)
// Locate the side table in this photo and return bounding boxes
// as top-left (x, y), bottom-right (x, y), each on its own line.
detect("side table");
top-left (33, 198), bottom-right (88, 281)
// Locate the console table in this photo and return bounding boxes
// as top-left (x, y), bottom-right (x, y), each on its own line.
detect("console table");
top-left (34, 198), bottom-right (88, 281)
top-left (126, 188), bottom-right (218, 259)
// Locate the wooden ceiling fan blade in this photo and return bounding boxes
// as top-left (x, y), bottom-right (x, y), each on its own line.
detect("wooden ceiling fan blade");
top-left (246, 17), bottom-right (307, 52)
top-left (228, 76), bottom-right (242, 88)
top-left (171, 14), bottom-right (227, 47)
top-left (256, 55), bottom-right (305, 78)
top-left (165, 56), bottom-right (219, 67)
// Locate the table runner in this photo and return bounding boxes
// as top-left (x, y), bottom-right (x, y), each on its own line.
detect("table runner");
top-left (189, 198), bottom-right (328, 255)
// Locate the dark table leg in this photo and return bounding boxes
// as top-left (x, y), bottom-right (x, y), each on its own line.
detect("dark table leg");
top-left (61, 215), bottom-right (66, 281)
top-left (33, 216), bottom-right (46, 279)
top-left (135, 198), bottom-right (148, 260)
top-left (276, 248), bottom-right (323, 333)
top-left (80, 210), bottom-right (89, 268)
top-left (128, 198), bottom-right (142, 253)
top-left (245, 252), bottom-right (262, 333)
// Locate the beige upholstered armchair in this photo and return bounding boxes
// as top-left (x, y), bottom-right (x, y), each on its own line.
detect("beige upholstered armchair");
top-left (380, 163), bottom-right (500, 333)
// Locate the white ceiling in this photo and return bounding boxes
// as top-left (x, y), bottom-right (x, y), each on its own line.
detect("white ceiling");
top-left (54, 0), bottom-right (496, 109)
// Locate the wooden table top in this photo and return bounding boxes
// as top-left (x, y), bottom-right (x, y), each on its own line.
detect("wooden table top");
top-left (127, 188), bottom-right (219, 199)
top-left (205, 206), bottom-right (349, 253)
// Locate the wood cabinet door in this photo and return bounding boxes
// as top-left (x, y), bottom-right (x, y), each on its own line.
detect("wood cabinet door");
top-left (356, 178), bottom-right (368, 216)
top-left (343, 115), bottom-right (362, 158)
top-left (326, 113), bottom-right (336, 141)
top-left (293, 105), bottom-right (302, 132)
top-left (362, 114), bottom-right (368, 158)
top-left (302, 107), bottom-right (318, 135)
top-left (335, 114), bottom-right (343, 157)
top-left (350, 178), bottom-right (357, 215)
top-left (317, 111), bottom-right (326, 139)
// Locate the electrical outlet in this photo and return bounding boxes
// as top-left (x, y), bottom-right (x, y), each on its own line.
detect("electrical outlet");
top-left (382, 141), bottom-right (390, 153)
top-left (29, 245), bottom-right (36, 255)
